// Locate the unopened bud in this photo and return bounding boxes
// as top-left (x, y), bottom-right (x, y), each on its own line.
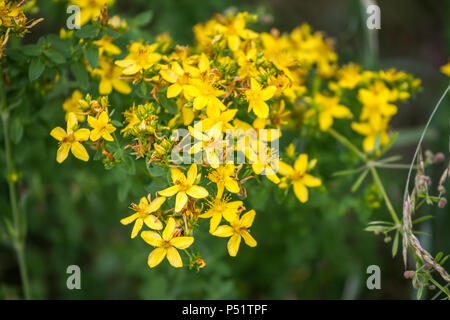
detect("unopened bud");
top-left (403, 270), bottom-right (415, 279)
top-left (434, 152), bottom-right (445, 163)
top-left (438, 197), bottom-right (447, 208)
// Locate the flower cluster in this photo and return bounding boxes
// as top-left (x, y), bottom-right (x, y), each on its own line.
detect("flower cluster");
top-left (52, 11), bottom-right (421, 270)
top-left (0, 0), bottom-right (42, 57)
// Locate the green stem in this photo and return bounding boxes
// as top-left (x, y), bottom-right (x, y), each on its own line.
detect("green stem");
top-left (328, 128), bottom-right (368, 161)
top-left (1, 72), bottom-right (31, 300)
top-left (370, 166), bottom-right (402, 229)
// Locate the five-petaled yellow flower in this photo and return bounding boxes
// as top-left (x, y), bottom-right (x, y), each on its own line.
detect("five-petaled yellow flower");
top-left (120, 196), bottom-right (165, 238)
top-left (199, 196), bottom-right (243, 233)
top-left (87, 111), bottom-right (116, 141)
top-left (212, 210), bottom-right (257, 257)
top-left (207, 164), bottom-right (240, 198)
top-left (141, 217), bottom-right (194, 268)
top-left (50, 112), bottom-right (90, 163)
top-left (278, 154), bottom-right (322, 203)
top-left (158, 164), bottom-right (209, 212)
top-left (245, 78), bottom-right (276, 119)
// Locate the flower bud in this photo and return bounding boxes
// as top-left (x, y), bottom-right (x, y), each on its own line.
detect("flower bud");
top-left (438, 197), bottom-right (447, 208)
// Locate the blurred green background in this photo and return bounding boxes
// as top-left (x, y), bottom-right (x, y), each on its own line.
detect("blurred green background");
top-left (0, 0), bottom-right (449, 299)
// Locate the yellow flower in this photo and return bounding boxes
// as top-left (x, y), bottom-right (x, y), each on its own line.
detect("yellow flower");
top-left (189, 123), bottom-right (225, 168)
top-left (278, 154), bottom-right (321, 203)
top-left (158, 164), bottom-right (209, 212)
top-left (199, 196), bottom-right (243, 233)
top-left (207, 164), bottom-right (240, 198)
top-left (92, 56), bottom-right (131, 95)
top-left (248, 141), bottom-right (280, 184)
top-left (50, 112), bottom-right (90, 163)
top-left (63, 90), bottom-right (87, 122)
top-left (200, 105), bottom-right (237, 133)
top-left (337, 63), bottom-right (363, 89)
top-left (120, 196), bottom-right (165, 238)
top-left (160, 62), bottom-right (199, 98)
top-left (184, 78), bottom-right (226, 113)
top-left (212, 210), bottom-right (257, 257)
top-left (358, 81), bottom-right (397, 122)
top-left (306, 93), bottom-right (352, 131)
top-left (87, 111), bottom-right (116, 141)
top-left (71, 0), bottom-right (114, 26)
top-left (141, 217), bottom-right (194, 268)
top-left (245, 78), bottom-right (276, 119)
top-left (115, 42), bottom-right (161, 75)
top-left (440, 59), bottom-right (450, 77)
top-left (351, 117), bottom-right (390, 152)
top-left (93, 36), bottom-right (121, 56)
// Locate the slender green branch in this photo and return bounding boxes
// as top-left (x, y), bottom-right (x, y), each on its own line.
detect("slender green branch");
top-left (1, 71), bottom-right (31, 300)
top-left (328, 128), bottom-right (368, 161)
top-left (370, 166), bottom-right (402, 228)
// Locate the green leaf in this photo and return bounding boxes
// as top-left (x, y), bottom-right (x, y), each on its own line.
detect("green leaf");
top-left (44, 49), bottom-right (66, 64)
top-left (111, 120), bottom-right (123, 128)
top-left (435, 252), bottom-right (443, 263)
top-left (351, 169), bottom-right (369, 192)
top-left (134, 11), bottom-right (153, 26)
top-left (147, 164), bottom-right (166, 177)
top-left (156, 92), bottom-right (177, 114)
top-left (84, 44), bottom-right (99, 69)
top-left (417, 285), bottom-right (423, 300)
top-left (75, 24), bottom-right (99, 38)
top-left (28, 58), bottom-right (45, 81)
top-left (10, 117), bottom-right (24, 144)
top-left (392, 231), bottom-right (399, 257)
top-left (22, 44), bottom-right (42, 56)
top-left (412, 215), bottom-right (434, 225)
top-left (71, 61), bottom-right (89, 90)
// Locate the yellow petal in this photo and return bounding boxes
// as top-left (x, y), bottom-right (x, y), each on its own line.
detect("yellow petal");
top-left (56, 143), bottom-right (71, 163)
top-left (143, 215), bottom-right (163, 230)
top-left (66, 112), bottom-right (78, 132)
top-left (212, 225), bottom-right (234, 237)
top-left (193, 96), bottom-right (208, 110)
top-left (171, 167), bottom-right (186, 184)
top-left (224, 178), bottom-right (240, 193)
top-left (147, 247), bottom-right (166, 268)
top-left (90, 129), bottom-right (102, 142)
top-left (227, 234), bottom-right (241, 257)
top-left (294, 154), bottom-right (308, 175)
top-left (131, 218), bottom-right (143, 238)
top-left (99, 79), bottom-right (112, 95)
top-left (74, 128), bottom-right (90, 141)
top-left (302, 174), bottom-right (322, 187)
top-left (209, 213), bottom-right (222, 233)
top-left (71, 142), bottom-right (89, 161)
top-left (167, 83), bottom-right (182, 98)
top-left (278, 161), bottom-right (294, 176)
top-left (186, 186), bottom-right (209, 199)
top-left (166, 247), bottom-right (182, 268)
top-left (146, 197), bottom-right (166, 213)
top-left (261, 86), bottom-right (276, 101)
top-left (241, 231), bottom-right (257, 247)
top-left (293, 181), bottom-right (308, 203)
top-left (162, 217), bottom-right (176, 241)
top-left (240, 209), bottom-right (255, 228)
top-left (112, 79), bottom-right (131, 95)
top-left (186, 164), bottom-right (197, 185)
top-left (175, 191), bottom-right (188, 212)
top-left (252, 100), bottom-right (269, 119)
top-left (120, 212), bottom-right (139, 225)
top-left (183, 85), bottom-right (200, 98)
top-left (141, 230), bottom-right (163, 247)
top-left (50, 127), bottom-right (67, 141)
top-left (170, 236), bottom-right (194, 250)
top-left (227, 35), bottom-right (240, 51)
top-left (158, 185), bottom-right (180, 197)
